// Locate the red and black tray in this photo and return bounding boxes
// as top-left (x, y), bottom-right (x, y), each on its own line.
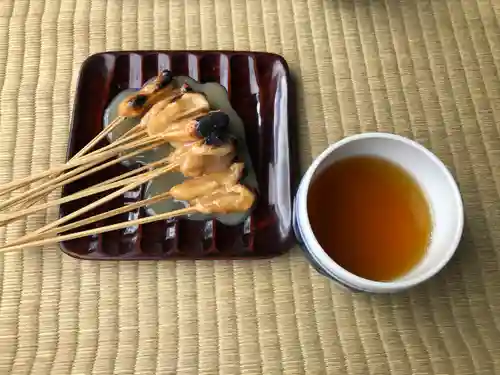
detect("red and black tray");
top-left (60, 51), bottom-right (297, 260)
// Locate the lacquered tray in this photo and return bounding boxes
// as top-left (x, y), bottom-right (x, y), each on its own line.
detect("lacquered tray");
top-left (60, 51), bottom-right (296, 260)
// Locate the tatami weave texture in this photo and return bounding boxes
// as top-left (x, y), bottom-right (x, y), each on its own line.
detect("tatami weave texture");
top-left (1, 0), bottom-right (500, 373)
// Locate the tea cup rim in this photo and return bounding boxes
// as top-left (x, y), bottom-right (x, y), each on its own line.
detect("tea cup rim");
top-left (296, 132), bottom-right (464, 292)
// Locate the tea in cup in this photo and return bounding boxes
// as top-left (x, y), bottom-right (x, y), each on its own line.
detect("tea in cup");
top-left (293, 133), bottom-right (463, 293)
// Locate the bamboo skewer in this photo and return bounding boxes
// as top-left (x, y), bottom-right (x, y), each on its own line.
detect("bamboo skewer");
top-left (0, 117), bottom-right (127, 197)
top-left (37, 191), bottom-right (173, 238)
top-left (1, 133), bottom-right (163, 210)
top-left (30, 163), bottom-right (177, 237)
top-left (0, 174), bottom-right (49, 197)
top-left (0, 68), bottom-right (172, 196)
top-left (72, 116), bottom-right (125, 159)
top-left (0, 148), bottom-right (109, 199)
top-left (0, 171), bottom-right (152, 226)
top-left (7, 125), bottom-right (188, 210)
top-left (17, 139), bottom-right (165, 210)
top-left (0, 130), bottom-right (160, 198)
top-left (0, 163), bottom-right (177, 249)
top-left (1, 138), bottom-right (158, 211)
top-left (116, 124), bottom-right (145, 141)
top-left (92, 157), bottom-right (170, 189)
top-left (83, 127), bottom-right (147, 157)
top-left (72, 116), bottom-right (124, 158)
top-left (66, 133), bottom-right (163, 166)
top-left (0, 169), bottom-right (59, 197)
top-left (0, 207), bottom-right (196, 253)
top-left (0, 155), bottom-right (172, 225)
top-left (0, 157), bottom-right (108, 211)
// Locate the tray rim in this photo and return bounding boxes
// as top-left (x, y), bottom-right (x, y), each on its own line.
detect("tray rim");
top-left (60, 49), bottom-right (299, 261)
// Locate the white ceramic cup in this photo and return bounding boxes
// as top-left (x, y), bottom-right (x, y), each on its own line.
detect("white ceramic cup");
top-left (293, 133), bottom-right (464, 293)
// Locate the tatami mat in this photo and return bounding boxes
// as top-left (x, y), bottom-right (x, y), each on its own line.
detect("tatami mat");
top-left (1, 0), bottom-right (500, 373)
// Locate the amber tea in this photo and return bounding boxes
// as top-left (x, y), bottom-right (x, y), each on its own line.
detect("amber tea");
top-left (307, 156), bottom-right (431, 281)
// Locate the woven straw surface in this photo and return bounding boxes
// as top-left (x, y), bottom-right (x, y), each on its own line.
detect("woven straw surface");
top-left (1, 0), bottom-right (500, 373)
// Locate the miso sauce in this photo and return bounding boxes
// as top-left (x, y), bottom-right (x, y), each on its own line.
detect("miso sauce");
top-left (307, 156), bottom-right (431, 281)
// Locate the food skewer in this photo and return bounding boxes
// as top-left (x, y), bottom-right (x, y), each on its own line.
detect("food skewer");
top-left (2, 82), bottom-right (216, 208)
top-left (9, 102), bottom-right (207, 209)
top-left (0, 182), bottom-right (255, 253)
top-left (28, 158), bottom-right (239, 238)
top-left (47, 164), bottom-right (245, 239)
top-left (16, 108), bottom-right (217, 208)
top-left (0, 77), bottom-right (224, 206)
top-left (0, 164), bottom-right (249, 248)
top-left (69, 67), bottom-right (177, 161)
top-left (0, 69), bottom-right (177, 196)
top-left (21, 88), bottom-right (228, 210)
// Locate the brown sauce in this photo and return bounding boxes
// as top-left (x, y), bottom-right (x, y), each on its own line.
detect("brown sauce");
top-left (307, 156), bottom-right (431, 281)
